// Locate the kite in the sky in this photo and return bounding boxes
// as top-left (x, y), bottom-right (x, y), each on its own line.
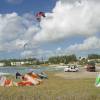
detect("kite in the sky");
top-left (35, 12), bottom-right (46, 22)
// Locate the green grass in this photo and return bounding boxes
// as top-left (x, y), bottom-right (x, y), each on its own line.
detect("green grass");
top-left (0, 72), bottom-right (100, 100)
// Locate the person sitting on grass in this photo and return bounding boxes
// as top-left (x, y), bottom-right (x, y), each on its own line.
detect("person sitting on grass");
top-left (16, 72), bottom-right (22, 79)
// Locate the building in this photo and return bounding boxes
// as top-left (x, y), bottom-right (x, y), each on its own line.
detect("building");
top-left (11, 62), bottom-right (21, 66)
top-left (0, 62), bottom-right (5, 67)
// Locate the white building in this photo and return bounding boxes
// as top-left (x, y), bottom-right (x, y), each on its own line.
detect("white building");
top-left (0, 62), bottom-right (5, 67)
top-left (11, 62), bottom-right (21, 66)
top-left (11, 61), bottom-right (33, 66)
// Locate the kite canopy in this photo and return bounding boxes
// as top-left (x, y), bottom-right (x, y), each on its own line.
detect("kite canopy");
top-left (95, 74), bottom-right (100, 87)
top-left (0, 76), bottom-right (6, 86)
top-left (0, 76), bottom-right (12, 86)
top-left (36, 12), bottom-right (45, 22)
top-left (23, 43), bottom-right (28, 50)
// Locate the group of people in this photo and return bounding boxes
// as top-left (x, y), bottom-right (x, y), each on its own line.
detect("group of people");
top-left (0, 71), bottom-right (48, 87)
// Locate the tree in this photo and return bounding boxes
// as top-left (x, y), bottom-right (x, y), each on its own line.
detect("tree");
top-left (88, 54), bottom-right (100, 59)
top-left (48, 54), bottom-right (77, 64)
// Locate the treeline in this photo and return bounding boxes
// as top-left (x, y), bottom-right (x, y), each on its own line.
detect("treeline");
top-left (48, 54), bottom-right (77, 64)
top-left (0, 58), bottom-right (38, 62)
top-left (0, 54), bottom-right (100, 66)
top-left (88, 54), bottom-right (100, 59)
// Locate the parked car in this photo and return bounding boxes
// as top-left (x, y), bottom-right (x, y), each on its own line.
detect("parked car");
top-left (85, 61), bottom-right (95, 72)
top-left (64, 65), bottom-right (79, 72)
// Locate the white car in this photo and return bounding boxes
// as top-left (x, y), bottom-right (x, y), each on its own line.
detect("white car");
top-left (64, 65), bottom-right (79, 72)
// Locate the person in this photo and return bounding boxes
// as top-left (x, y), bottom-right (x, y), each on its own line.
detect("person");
top-left (16, 72), bottom-right (22, 79)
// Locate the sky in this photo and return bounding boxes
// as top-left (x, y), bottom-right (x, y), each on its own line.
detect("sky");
top-left (0, 0), bottom-right (100, 59)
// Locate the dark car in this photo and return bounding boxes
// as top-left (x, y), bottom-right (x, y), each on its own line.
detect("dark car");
top-left (86, 61), bottom-right (95, 72)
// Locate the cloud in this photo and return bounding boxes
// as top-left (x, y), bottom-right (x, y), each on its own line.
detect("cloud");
top-left (7, 0), bottom-right (23, 4)
top-left (0, 0), bottom-right (100, 56)
top-left (33, 0), bottom-right (100, 43)
top-left (59, 0), bottom-right (100, 3)
top-left (21, 50), bottom-right (33, 58)
top-left (58, 0), bottom-right (81, 4)
top-left (20, 49), bottom-right (53, 58)
top-left (0, 12), bottom-right (40, 52)
top-left (57, 47), bottom-right (61, 51)
top-left (66, 36), bottom-right (100, 52)
top-left (20, 36), bottom-right (100, 58)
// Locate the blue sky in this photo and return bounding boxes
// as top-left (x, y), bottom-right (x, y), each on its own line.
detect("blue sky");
top-left (0, 0), bottom-right (56, 14)
top-left (0, 0), bottom-right (100, 59)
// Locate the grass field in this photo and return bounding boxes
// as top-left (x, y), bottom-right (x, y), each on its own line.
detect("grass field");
top-left (0, 72), bottom-right (100, 100)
